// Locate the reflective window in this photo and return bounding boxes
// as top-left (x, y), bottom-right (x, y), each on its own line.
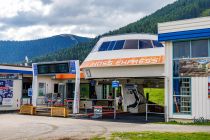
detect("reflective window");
top-left (123, 40), bottom-right (138, 49)
top-left (139, 40), bottom-right (153, 49)
top-left (107, 41), bottom-right (116, 50)
top-left (112, 40), bottom-right (125, 50)
top-left (173, 60), bottom-right (180, 77)
top-left (98, 41), bottom-right (110, 51)
top-left (173, 41), bottom-right (190, 59)
top-left (153, 40), bottom-right (164, 47)
top-left (191, 39), bottom-right (208, 58)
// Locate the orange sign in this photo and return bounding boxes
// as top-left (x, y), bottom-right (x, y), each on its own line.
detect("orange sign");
top-left (80, 55), bottom-right (165, 68)
top-left (55, 73), bottom-right (85, 79)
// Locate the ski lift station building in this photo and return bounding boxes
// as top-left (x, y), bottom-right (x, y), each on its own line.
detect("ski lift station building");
top-left (82, 16), bottom-right (210, 121)
top-left (81, 34), bottom-right (165, 114)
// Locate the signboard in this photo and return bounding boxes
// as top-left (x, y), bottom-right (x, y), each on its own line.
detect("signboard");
top-left (179, 58), bottom-right (210, 77)
top-left (33, 64), bottom-right (38, 76)
top-left (80, 55), bottom-right (165, 68)
top-left (0, 80), bottom-right (13, 106)
top-left (0, 74), bottom-right (18, 79)
top-left (37, 63), bottom-right (69, 74)
top-left (94, 106), bottom-right (103, 118)
top-left (34, 61), bottom-right (78, 75)
top-left (28, 88), bottom-right (33, 97)
top-left (69, 61), bottom-right (76, 74)
top-left (112, 81), bottom-right (119, 88)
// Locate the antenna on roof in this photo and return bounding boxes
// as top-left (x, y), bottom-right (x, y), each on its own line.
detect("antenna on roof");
top-left (25, 56), bottom-right (29, 66)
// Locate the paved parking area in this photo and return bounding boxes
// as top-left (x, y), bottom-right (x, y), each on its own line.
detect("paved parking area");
top-left (0, 113), bottom-right (210, 140)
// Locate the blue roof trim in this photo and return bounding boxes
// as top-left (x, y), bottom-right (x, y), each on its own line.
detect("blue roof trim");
top-left (158, 28), bottom-right (210, 41)
top-left (0, 69), bottom-right (32, 74)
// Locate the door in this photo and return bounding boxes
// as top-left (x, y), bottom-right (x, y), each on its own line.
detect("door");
top-left (66, 83), bottom-right (74, 99)
top-left (58, 83), bottom-right (66, 105)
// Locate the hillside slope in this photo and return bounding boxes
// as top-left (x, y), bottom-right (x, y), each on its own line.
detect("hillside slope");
top-left (0, 34), bottom-right (91, 63)
top-left (32, 0), bottom-right (210, 63)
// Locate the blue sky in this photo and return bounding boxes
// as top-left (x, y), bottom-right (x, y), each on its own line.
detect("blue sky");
top-left (0, 0), bottom-right (176, 40)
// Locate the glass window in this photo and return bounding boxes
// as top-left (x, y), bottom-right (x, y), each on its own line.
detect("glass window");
top-left (123, 40), bottom-right (138, 49)
top-left (139, 40), bottom-right (153, 49)
top-left (107, 41), bottom-right (116, 50)
top-left (153, 40), bottom-right (164, 47)
top-left (98, 41), bottom-right (110, 51)
top-left (80, 84), bottom-right (90, 99)
top-left (173, 41), bottom-right (190, 59)
top-left (173, 78), bottom-right (191, 114)
top-left (38, 83), bottom-right (46, 96)
top-left (112, 40), bottom-right (125, 50)
top-left (191, 39), bottom-right (208, 58)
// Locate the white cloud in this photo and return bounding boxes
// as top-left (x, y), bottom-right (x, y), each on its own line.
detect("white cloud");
top-left (0, 0), bottom-right (176, 40)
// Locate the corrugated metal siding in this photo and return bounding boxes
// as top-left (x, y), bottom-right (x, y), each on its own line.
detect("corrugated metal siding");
top-left (158, 16), bottom-right (210, 34)
top-left (192, 77), bottom-right (210, 119)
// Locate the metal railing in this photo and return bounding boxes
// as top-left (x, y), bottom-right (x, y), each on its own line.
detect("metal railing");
top-left (145, 103), bottom-right (165, 121)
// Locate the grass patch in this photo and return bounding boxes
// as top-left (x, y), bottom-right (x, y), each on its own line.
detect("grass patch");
top-left (109, 132), bottom-right (210, 140)
top-left (91, 137), bottom-right (106, 140)
top-left (144, 88), bottom-right (164, 106)
top-left (158, 120), bottom-right (210, 126)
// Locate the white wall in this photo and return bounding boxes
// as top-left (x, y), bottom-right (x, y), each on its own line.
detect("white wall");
top-left (36, 76), bottom-right (62, 105)
top-left (37, 76), bottom-right (61, 94)
top-left (84, 65), bottom-right (164, 79)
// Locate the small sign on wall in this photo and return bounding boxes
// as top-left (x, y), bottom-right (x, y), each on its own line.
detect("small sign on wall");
top-left (112, 81), bottom-right (119, 88)
top-left (2, 98), bottom-right (13, 106)
top-left (28, 88), bottom-right (33, 97)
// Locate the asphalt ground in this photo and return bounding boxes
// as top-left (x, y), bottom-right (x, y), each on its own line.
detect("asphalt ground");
top-left (0, 113), bottom-right (209, 140)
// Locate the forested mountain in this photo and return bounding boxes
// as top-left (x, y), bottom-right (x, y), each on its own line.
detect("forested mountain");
top-left (31, 39), bottom-right (98, 64)
top-left (30, 0), bottom-right (210, 64)
top-left (0, 34), bottom-right (91, 63)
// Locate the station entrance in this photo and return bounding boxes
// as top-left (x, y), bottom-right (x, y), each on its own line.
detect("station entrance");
top-left (78, 77), bottom-right (165, 123)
